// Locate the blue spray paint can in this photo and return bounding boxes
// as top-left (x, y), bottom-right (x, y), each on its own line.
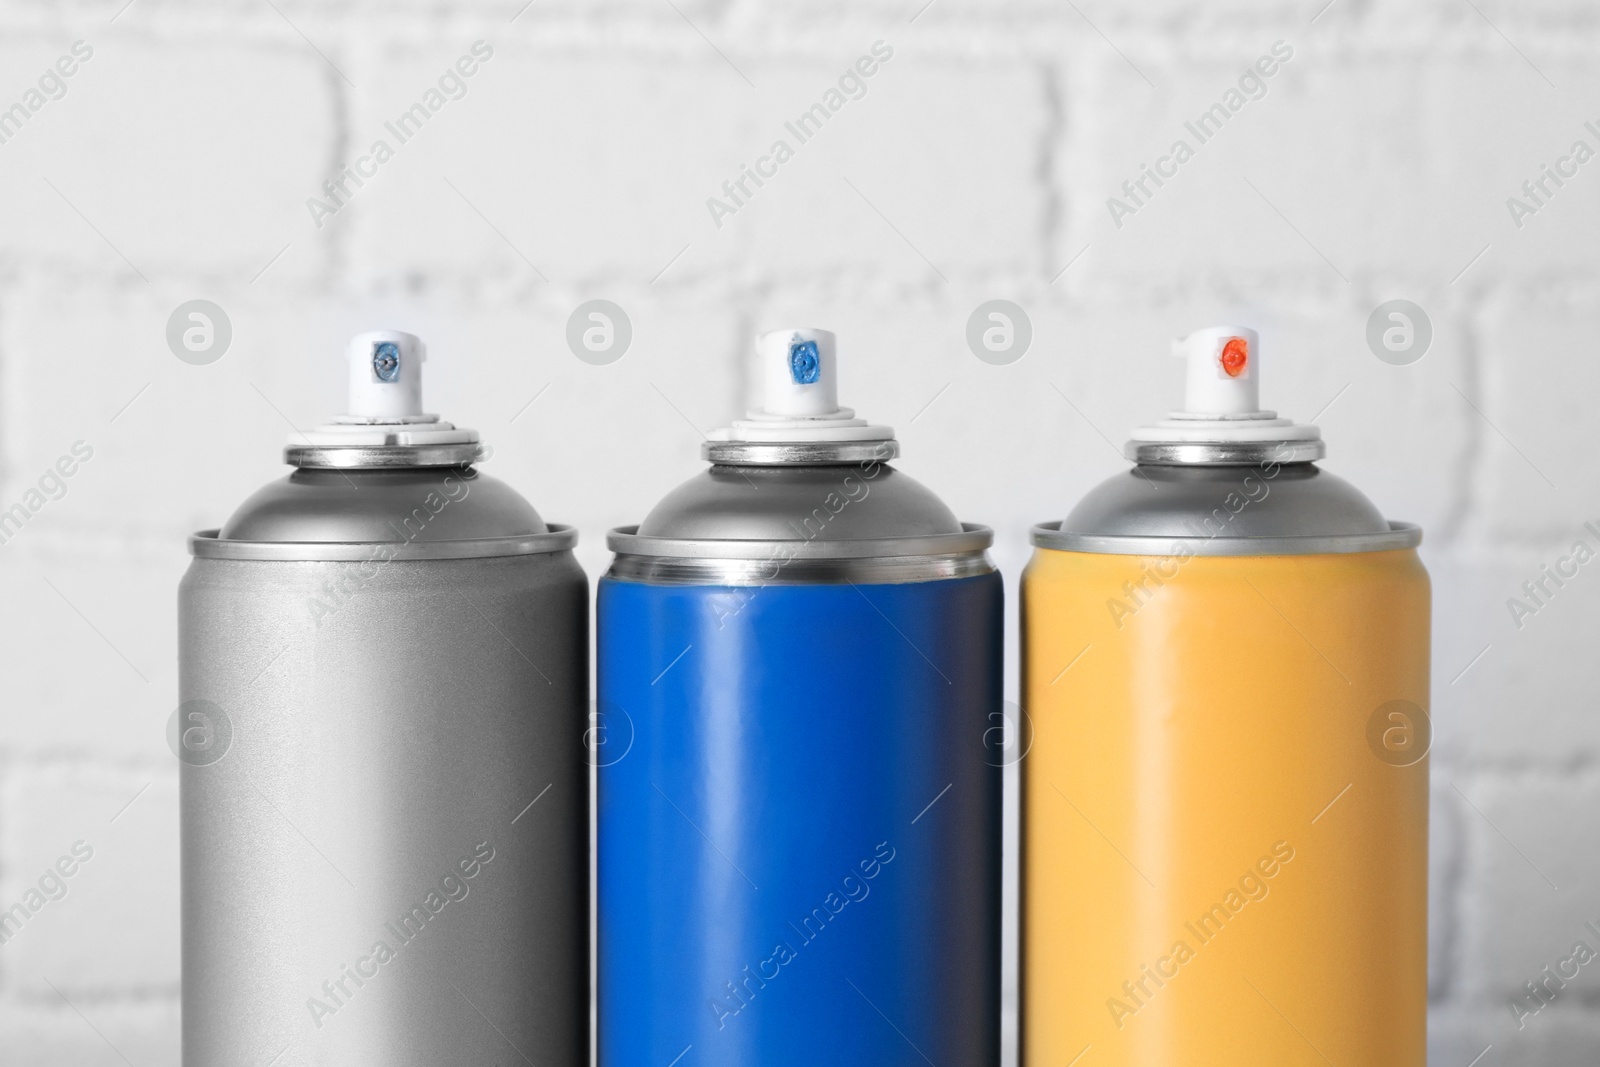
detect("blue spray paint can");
top-left (598, 328), bottom-right (1002, 1066)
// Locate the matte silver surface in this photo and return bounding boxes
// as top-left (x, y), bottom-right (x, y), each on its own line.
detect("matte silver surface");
top-left (218, 468), bottom-right (545, 545)
top-left (1124, 439), bottom-right (1326, 465)
top-left (611, 455), bottom-right (988, 583)
top-left (286, 442), bottom-right (484, 468)
top-left (1038, 462), bottom-right (1420, 555)
top-left (613, 429), bottom-right (991, 583)
top-left (700, 439), bottom-right (900, 466)
top-left (634, 462), bottom-right (961, 541)
top-left (182, 455), bottom-right (587, 1065)
top-left (180, 552), bottom-right (588, 1066)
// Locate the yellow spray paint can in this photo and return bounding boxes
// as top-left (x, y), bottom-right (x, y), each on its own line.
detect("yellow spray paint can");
top-left (1022, 327), bottom-right (1429, 1066)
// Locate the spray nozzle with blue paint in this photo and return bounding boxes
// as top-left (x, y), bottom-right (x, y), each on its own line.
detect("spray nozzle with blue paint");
top-left (707, 327), bottom-right (893, 446)
top-left (280, 331), bottom-right (481, 464)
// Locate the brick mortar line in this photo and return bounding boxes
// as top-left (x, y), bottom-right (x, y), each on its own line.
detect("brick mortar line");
top-left (4, 985), bottom-right (180, 1008)
top-left (1, 265), bottom-right (1593, 298)
top-left (0, 752), bottom-right (175, 774)
top-left (1434, 759), bottom-right (1600, 785)
top-left (5, 15), bottom-right (1600, 56)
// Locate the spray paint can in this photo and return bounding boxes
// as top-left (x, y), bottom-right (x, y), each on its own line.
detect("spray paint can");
top-left (178, 332), bottom-right (588, 1066)
top-left (597, 328), bottom-right (1002, 1065)
top-left (1022, 327), bottom-right (1429, 1066)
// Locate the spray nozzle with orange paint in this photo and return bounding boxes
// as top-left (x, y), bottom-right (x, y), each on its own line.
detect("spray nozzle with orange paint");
top-left (1126, 325), bottom-right (1322, 456)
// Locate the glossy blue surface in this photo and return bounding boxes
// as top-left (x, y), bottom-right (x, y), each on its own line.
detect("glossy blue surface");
top-left (597, 573), bottom-right (1002, 1066)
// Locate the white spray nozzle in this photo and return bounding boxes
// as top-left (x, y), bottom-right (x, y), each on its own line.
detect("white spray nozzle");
top-left (757, 328), bottom-right (840, 418)
top-left (707, 328), bottom-right (893, 443)
top-left (347, 330), bottom-right (426, 420)
top-left (296, 331), bottom-right (478, 450)
top-left (1127, 324), bottom-right (1320, 447)
top-left (1174, 325), bottom-right (1260, 417)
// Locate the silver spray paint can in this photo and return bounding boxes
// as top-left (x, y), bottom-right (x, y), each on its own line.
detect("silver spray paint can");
top-left (178, 331), bottom-right (588, 1066)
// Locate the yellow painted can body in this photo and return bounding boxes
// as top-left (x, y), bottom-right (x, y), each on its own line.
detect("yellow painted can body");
top-left (1022, 546), bottom-right (1429, 1066)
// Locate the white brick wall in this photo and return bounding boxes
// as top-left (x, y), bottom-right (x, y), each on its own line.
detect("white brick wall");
top-left (0, 0), bottom-right (1595, 1062)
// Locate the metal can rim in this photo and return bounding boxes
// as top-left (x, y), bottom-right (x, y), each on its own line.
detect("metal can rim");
top-left (606, 551), bottom-right (994, 585)
top-left (283, 442), bottom-right (484, 468)
top-left (699, 440), bottom-right (901, 466)
top-left (188, 523), bottom-right (578, 561)
top-left (606, 521), bottom-right (993, 560)
top-left (1122, 439), bottom-right (1327, 465)
top-left (1029, 519), bottom-right (1423, 556)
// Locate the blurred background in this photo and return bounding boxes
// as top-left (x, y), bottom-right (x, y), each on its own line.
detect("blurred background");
top-left (0, 0), bottom-right (1595, 1062)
